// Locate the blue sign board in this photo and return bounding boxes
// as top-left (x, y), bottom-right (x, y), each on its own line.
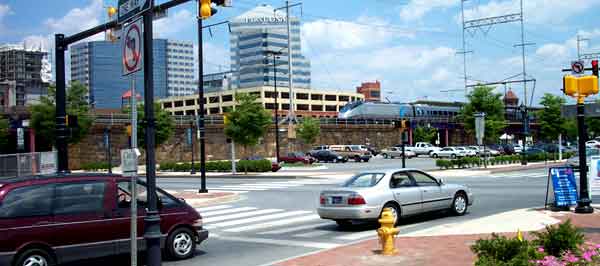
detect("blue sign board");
top-left (186, 128), bottom-right (192, 146)
top-left (550, 167), bottom-right (578, 207)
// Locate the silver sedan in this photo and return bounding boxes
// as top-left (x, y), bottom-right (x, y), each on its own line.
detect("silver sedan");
top-left (317, 168), bottom-right (474, 227)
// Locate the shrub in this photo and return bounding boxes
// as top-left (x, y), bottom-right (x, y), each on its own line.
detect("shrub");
top-left (81, 162), bottom-right (111, 171)
top-left (472, 234), bottom-right (543, 266)
top-left (532, 219), bottom-right (584, 257)
top-left (237, 159), bottom-right (272, 172)
top-left (436, 159), bottom-right (452, 169)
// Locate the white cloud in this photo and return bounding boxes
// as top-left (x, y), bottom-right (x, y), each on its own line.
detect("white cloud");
top-left (536, 44), bottom-right (569, 60)
top-left (400, 0), bottom-right (458, 22)
top-left (0, 4), bottom-right (12, 34)
top-left (154, 9), bottom-right (195, 38)
top-left (44, 0), bottom-right (103, 35)
top-left (364, 46), bottom-right (455, 70)
top-left (302, 16), bottom-right (413, 51)
top-left (463, 0), bottom-right (600, 24)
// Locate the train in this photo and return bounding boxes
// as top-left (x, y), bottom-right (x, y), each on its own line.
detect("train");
top-left (338, 101), bottom-right (462, 120)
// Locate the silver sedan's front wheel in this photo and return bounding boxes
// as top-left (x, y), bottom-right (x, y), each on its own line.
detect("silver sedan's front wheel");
top-left (451, 193), bottom-right (468, 216)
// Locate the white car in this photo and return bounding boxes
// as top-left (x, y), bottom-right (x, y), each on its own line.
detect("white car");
top-left (513, 144), bottom-right (523, 153)
top-left (430, 147), bottom-right (466, 158)
top-left (380, 147), bottom-right (417, 159)
top-left (586, 140), bottom-right (600, 148)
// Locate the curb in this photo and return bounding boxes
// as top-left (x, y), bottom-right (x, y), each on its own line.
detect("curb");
top-left (181, 193), bottom-right (241, 208)
top-left (488, 162), bottom-right (564, 173)
top-left (156, 173), bottom-right (304, 179)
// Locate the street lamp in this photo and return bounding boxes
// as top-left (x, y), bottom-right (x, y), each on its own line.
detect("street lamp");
top-left (265, 50), bottom-right (283, 162)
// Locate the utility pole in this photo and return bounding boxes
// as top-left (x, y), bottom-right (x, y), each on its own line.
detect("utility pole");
top-left (285, 0), bottom-right (294, 122)
top-left (266, 50), bottom-right (283, 162)
top-left (54, 34), bottom-right (68, 173)
top-left (198, 16), bottom-right (208, 193)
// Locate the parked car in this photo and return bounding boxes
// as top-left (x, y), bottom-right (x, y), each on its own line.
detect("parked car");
top-left (280, 152), bottom-right (315, 164)
top-left (317, 169), bottom-right (474, 227)
top-left (488, 144), bottom-right (505, 155)
top-left (329, 145), bottom-right (372, 162)
top-left (308, 145), bottom-right (330, 157)
top-left (0, 174), bottom-right (208, 266)
top-left (430, 147), bottom-right (465, 158)
top-left (587, 140), bottom-right (600, 149)
top-left (513, 144), bottom-right (524, 154)
top-left (459, 146), bottom-right (477, 157)
top-left (400, 142), bottom-right (441, 156)
top-left (379, 147), bottom-right (417, 159)
top-left (482, 146), bottom-right (501, 156)
top-left (245, 156), bottom-right (281, 172)
top-left (312, 150), bottom-right (348, 163)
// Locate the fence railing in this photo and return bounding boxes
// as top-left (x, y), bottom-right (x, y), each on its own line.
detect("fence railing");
top-left (0, 151), bottom-right (57, 178)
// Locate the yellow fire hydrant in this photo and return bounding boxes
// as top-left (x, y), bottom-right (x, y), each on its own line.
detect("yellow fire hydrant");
top-left (377, 207), bottom-right (399, 255)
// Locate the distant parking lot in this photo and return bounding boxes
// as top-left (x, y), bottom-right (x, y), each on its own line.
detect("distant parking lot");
top-left (312, 155), bottom-right (437, 172)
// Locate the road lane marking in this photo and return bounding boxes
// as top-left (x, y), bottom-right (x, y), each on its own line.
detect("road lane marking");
top-left (211, 235), bottom-right (340, 249)
top-left (258, 222), bottom-right (333, 235)
top-left (204, 209), bottom-right (283, 223)
top-left (195, 205), bottom-right (232, 212)
top-left (292, 230), bottom-right (331, 238)
top-left (216, 186), bottom-right (268, 191)
top-left (209, 211), bottom-right (313, 228)
top-left (240, 183), bottom-right (302, 187)
top-left (202, 207), bottom-right (258, 217)
top-left (223, 214), bottom-right (321, 233)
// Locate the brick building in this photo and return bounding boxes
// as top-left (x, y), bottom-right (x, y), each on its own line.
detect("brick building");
top-left (356, 81), bottom-right (381, 102)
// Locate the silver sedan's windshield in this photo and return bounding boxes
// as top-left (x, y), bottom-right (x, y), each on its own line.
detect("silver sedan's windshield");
top-left (343, 173), bottom-right (385, 188)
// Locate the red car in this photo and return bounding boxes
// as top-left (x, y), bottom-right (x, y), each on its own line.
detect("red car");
top-left (0, 173), bottom-right (208, 266)
top-left (280, 152), bottom-right (315, 164)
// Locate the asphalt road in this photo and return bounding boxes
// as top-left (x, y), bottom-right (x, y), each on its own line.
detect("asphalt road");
top-left (301, 155), bottom-right (437, 172)
top-left (63, 167), bottom-right (556, 266)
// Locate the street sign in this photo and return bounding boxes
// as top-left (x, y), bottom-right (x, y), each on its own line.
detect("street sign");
top-left (549, 167), bottom-right (578, 207)
top-left (122, 17), bottom-right (143, 76)
top-left (474, 113), bottom-right (485, 145)
top-left (121, 149), bottom-right (140, 176)
top-left (118, 0), bottom-right (151, 24)
top-left (572, 60), bottom-right (585, 74)
top-left (17, 127), bottom-right (24, 150)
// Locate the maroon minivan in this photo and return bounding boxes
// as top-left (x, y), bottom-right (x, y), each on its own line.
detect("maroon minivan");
top-left (0, 174), bottom-right (208, 266)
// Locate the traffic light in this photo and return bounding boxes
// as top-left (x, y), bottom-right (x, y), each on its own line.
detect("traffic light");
top-left (107, 6), bottom-right (117, 18)
top-left (199, 0), bottom-right (232, 19)
top-left (593, 60), bottom-right (599, 77)
top-left (578, 75), bottom-right (599, 96)
top-left (563, 75), bottom-right (578, 96)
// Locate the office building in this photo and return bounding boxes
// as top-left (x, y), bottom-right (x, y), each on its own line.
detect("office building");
top-left (166, 40), bottom-right (196, 96)
top-left (203, 71), bottom-right (234, 93)
top-left (0, 44), bottom-right (49, 107)
top-left (70, 39), bottom-right (195, 108)
top-left (229, 4), bottom-right (311, 89)
top-left (356, 81), bottom-right (381, 102)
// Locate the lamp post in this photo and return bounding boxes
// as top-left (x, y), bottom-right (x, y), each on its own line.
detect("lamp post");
top-left (265, 50), bottom-right (283, 162)
top-left (190, 120), bottom-right (196, 174)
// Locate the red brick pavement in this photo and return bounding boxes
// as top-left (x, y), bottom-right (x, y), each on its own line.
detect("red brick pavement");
top-left (276, 210), bottom-right (600, 266)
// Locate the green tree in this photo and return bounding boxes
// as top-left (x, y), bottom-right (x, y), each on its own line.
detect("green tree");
top-left (130, 103), bottom-right (176, 147)
top-left (413, 126), bottom-right (437, 143)
top-left (30, 82), bottom-right (93, 147)
top-left (0, 117), bottom-right (9, 152)
top-left (297, 117), bottom-right (320, 145)
top-left (224, 93), bottom-right (271, 148)
top-left (537, 93), bottom-right (566, 141)
top-left (563, 119), bottom-right (578, 140)
top-left (459, 85), bottom-right (506, 143)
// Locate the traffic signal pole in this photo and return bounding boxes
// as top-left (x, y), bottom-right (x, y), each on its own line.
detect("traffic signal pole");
top-left (575, 96), bottom-right (594, 213)
top-left (198, 17), bottom-right (208, 193)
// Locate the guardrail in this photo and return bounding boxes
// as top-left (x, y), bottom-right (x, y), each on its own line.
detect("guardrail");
top-left (0, 151), bottom-right (57, 178)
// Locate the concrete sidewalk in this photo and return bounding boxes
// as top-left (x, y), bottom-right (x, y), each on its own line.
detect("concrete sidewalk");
top-left (273, 209), bottom-right (600, 266)
top-left (162, 190), bottom-right (240, 207)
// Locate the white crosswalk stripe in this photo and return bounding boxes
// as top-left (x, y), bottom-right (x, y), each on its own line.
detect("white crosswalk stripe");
top-left (211, 179), bottom-right (339, 193)
top-left (195, 205), bottom-right (377, 243)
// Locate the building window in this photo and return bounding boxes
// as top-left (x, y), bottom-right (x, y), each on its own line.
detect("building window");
top-left (185, 99), bottom-right (195, 106)
top-left (325, 95), bottom-right (337, 101)
top-left (163, 102), bottom-right (173, 108)
top-left (185, 110), bottom-right (195, 116)
top-left (370, 91), bottom-right (380, 98)
top-left (209, 96), bottom-right (219, 103)
top-left (174, 101), bottom-right (184, 107)
top-left (175, 111), bottom-right (184, 115)
top-left (339, 96), bottom-right (350, 101)
top-left (281, 92), bottom-right (289, 99)
top-left (311, 94), bottom-right (323, 100)
top-left (264, 91), bottom-right (278, 98)
top-left (296, 93), bottom-right (308, 100)
top-left (298, 104), bottom-right (309, 111)
top-left (326, 105), bottom-right (337, 112)
top-left (209, 107), bottom-right (220, 114)
top-left (265, 103), bottom-right (276, 109)
top-left (222, 95), bottom-right (233, 102)
top-left (282, 104), bottom-right (290, 110)
top-left (311, 105), bottom-right (323, 111)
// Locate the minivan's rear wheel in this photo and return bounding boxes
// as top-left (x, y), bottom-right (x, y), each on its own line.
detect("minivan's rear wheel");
top-left (166, 227), bottom-right (196, 260)
top-left (15, 248), bottom-right (55, 266)
top-left (451, 193), bottom-right (468, 216)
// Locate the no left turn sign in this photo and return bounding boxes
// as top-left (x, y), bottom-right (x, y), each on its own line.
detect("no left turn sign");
top-left (122, 17), bottom-right (143, 76)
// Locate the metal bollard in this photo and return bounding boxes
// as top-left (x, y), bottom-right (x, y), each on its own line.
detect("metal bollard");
top-left (376, 207), bottom-right (399, 255)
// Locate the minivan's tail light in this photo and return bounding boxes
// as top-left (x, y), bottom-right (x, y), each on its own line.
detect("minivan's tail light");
top-left (347, 194), bottom-right (366, 205)
top-left (319, 194), bottom-right (326, 205)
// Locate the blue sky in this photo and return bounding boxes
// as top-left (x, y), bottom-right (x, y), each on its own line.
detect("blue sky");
top-left (1, 0), bottom-right (600, 105)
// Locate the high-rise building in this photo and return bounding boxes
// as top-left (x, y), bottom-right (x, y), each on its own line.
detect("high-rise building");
top-left (0, 44), bottom-right (49, 108)
top-left (356, 81), bottom-right (381, 102)
top-left (70, 39), bottom-right (195, 109)
top-left (229, 4), bottom-right (311, 89)
top-left (166, 40), bottom-right (196, 96)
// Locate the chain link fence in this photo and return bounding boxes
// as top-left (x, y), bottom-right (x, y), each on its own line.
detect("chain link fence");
top-left (0, 151), bottom-right (57, 178)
